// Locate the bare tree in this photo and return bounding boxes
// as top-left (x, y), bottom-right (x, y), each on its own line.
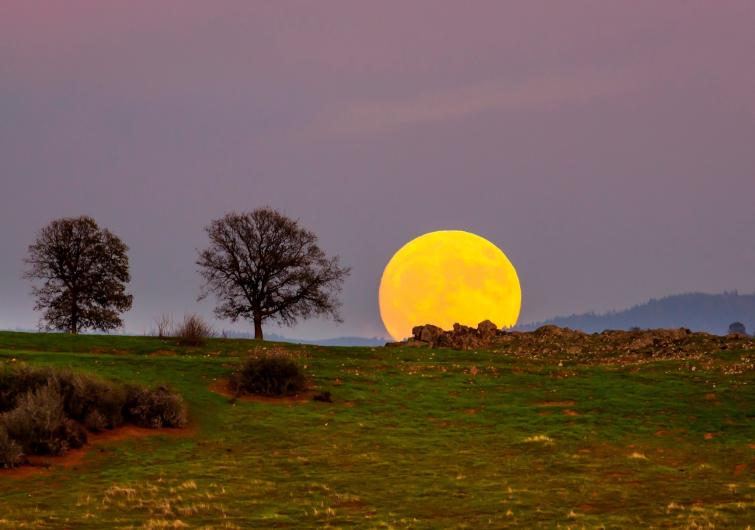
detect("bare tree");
top-left (24, 216), bottom-right (133, 334)
top-left (197, 208), bottom-right (350, 340)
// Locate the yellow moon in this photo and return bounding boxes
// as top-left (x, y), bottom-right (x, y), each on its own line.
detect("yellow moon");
top-left (379, 230), bottom-right (521, 341)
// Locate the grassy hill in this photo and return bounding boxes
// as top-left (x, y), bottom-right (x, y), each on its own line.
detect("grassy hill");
top-left (0, 331), bottom-right (753, 528)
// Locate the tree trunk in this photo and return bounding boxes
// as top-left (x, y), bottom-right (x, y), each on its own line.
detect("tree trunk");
top-left (253, 315), bottom-right (263, 340)
top-left (69, 294), bottom-right (78, 334)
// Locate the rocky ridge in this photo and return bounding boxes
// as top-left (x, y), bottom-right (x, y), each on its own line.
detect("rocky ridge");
top-left (387, 320), bottom-right (755, 361)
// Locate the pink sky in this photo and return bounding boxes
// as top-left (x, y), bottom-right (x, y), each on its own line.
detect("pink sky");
top-left (1, 1), bottom-right (754, 338)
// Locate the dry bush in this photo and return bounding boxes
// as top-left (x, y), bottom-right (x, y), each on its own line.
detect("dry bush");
top-left (154, 314), bottom-right (174, 338)
top-left (0, 363), bottom-right (55, 412)
top-left (0, 364), bottom-right (188, 466)
top-left (0, 425), bottom-right (22, 468)
top-left (230, 353), bottom-right (306, 397)
top-left (175, 314), bottom-right (213, 347)
top-left (57, 371), bottom-right (127, 430)
top-left (124, 386), bottom-right (188, 428)
top-left (84, 409), bottom-right (108, 432)
top-left (1, 384), bottom-right (87, 456)
top-left (33, 369), bottom-right (128, 431)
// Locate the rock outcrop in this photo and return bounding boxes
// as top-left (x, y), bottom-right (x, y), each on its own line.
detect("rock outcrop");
top-left (387, 321), bottom-right (755, 361)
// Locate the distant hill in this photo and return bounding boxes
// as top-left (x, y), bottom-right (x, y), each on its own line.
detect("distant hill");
top-left (518, 291), bottom-right (755, 335)
top-left (220, 330), bottom-right (386, 347)
top-left (298, 336), bottom-right (387, 347)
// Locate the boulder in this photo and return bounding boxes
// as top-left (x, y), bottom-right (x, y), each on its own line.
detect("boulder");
top-left (412, 324), bottom-right (444, 344)
top-left (453, 323), bottom-right (474, 335)
top-left (534, 325), bottom-right (564, 336)
top-left (453, 334), bottom-right (483, 351)
top-left (477, 320), bottom-right (498, 338)
top-left (627, 335), bottom-right (654, 351)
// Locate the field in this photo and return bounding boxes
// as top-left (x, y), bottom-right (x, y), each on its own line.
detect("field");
top-left (0, 331), bottom-right (753, 528)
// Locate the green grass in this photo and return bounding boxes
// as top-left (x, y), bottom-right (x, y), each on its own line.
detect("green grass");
top-left (0, 331), bottom-right (753, 528)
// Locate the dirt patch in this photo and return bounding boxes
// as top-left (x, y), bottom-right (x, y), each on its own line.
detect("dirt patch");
top-left (0, 424), bottom-right (194, 479)
top-left (537, 400), bottom-right (576, 407)
top-left (563, 409), bottom-right (579, 416)
top-left (149, 349), bottom-right (177, 357)
top-left (89, 348), bottom-right (130, 355)
top-left (655, 428), bottom-right (687, 437)
top-left (208, 378), bottom-right (316, 404)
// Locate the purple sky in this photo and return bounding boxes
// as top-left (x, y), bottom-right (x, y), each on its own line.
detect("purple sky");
top-left (1, 1), bottom-right (754, 339)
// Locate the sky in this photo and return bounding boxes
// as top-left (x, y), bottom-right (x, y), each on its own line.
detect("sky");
top-left (1, 1), bottom-right (754, 339)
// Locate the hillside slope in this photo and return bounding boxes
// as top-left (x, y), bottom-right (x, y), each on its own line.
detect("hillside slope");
top-left (0, 332), bottom-right (753, 527)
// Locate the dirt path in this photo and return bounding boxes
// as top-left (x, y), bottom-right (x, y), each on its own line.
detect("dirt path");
top-left (1, 424), bottom-right (195, 479)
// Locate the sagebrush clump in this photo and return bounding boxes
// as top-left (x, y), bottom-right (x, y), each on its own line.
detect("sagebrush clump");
top-left (2, 384), bottom-right (87, 457)
top-left (0, 364), bottom-right (187, 468)
top-left (124, 385), bottom-right (188, 428)
top-left (57, 371), bottom-right (128, 430)
top-left (230, 353), bottom-right (307, 397)
top-left (0, 425), bottom-right (22, 469)
top-left (0, 364), bottom-right (54, 412)
top-left (175, 313), bottom-right (213, 347)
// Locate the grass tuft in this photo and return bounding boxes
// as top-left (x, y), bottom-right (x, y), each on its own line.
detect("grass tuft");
top-left (523, 434), bottom-right (554, 444)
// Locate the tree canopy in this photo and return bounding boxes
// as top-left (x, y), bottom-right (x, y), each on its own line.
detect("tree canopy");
top-left (197, 208), bottom-right (350, 339)
top-left (24, 216), bottom-right (133, 334)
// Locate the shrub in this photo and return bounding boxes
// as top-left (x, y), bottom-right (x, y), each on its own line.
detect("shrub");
top-left (230, 354), bottom-right (307, 397)
top-left (124, 386), bottom-right (188, 428)
top-left (55, 371), bottom-right (126, 430)
top-left (0, 425), bottom-right (22, 468)
top-left (84, 409), bottom-right (108, 432)
top-left (728, 322), bottom-right (747, 335)
top-left (0, 364), bottom-right (55, 413)
top-left (0, 364), bottom-right (188, 467)
top-left (5, 367), bottom-right (128, 430)
top-left (175, 314), bottom-right (213, 347)
top-left (1, 384), bottom-right (87, 456)
top-left (154, 313), bottom-right (174, 338)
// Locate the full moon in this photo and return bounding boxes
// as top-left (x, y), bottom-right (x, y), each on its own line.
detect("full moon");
top-left (379, 230), bottom-right (521, 341)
